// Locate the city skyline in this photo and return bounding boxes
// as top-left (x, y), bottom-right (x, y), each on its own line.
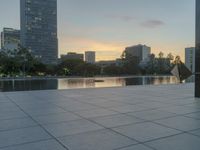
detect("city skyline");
top-left (0, 0), bottom-right (195, 61)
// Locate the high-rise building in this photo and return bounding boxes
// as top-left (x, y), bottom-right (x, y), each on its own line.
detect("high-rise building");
top-left (125, 44), bottom-right (151, 62)
top-left (20, 0), bottom-right (58, 64)
top-left (196, 0), bottom-right (200, 97)
top-left (85, 51), bottom-right (96, 64)
top-left (185, 47), bottom-right (195, 73)
top-left (1, 28), bottom-right (20, 51)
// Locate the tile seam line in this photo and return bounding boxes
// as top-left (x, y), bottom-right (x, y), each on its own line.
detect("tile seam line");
top-left (0, 138), bottom-right (53, 149)
top-left (150, 118), bottom-right (200, 133)
top-left (50, 102), bottom-right (141, 144)
top-left (113, 143), bottom-right (156, 150)
top-left (4, 95), bottom-right (70, 150)
top-left (0, 125), bottom-right (39, 133)
top-left (56, 104), bottom-right (187, 148)
top-left (38, 91), bottom-right (186, 143)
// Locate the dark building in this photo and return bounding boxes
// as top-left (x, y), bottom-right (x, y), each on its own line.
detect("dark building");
top-left (60, 52), bottom-right (84, 61)
top-left (196, 0), bottom-right (200, 97)
top-left (20, 0), bottom-right (58, 64)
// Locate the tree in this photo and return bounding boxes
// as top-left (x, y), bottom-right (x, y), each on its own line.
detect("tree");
top-left (103, 65), bottom-right (123, 75)
top-left (167, 53), bottom-right (174, 61)
top-left (57, 59), bottom-right (84, 75)
top-left (158, 52), bottom-right (164, 58)
top-left (122, 51), bottom-right (140, 75)
top-left (145, 54), bottom-right (156, 74)
top-left (0, 45), bottom-right (44, 76)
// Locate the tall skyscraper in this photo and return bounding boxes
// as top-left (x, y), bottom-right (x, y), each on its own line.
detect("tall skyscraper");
top-left (196, 0), bottom-right (200, 97)
top-left (185, 47), bottom-right (195, 73)
top-left (1, 28), bottom-right (20, 51)
top-left (85, 51), bottom-right (96, 64)
top-left (125, 44), bottom-right (151, 62)
top-left (20, 0), bottom-right (58, 64)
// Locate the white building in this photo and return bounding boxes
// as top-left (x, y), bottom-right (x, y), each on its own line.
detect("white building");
top-left (1, 28), bottom-right (20, 52)
top-left (85, 51), bottom-right (96, 64)
top-left (125, 44), bottom-right (151, 62)
top-left (185, 47), bottom-right (195, 73)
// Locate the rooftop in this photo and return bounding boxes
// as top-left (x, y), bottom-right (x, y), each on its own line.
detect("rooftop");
top-left (0, 83), bottom-right (200, 150)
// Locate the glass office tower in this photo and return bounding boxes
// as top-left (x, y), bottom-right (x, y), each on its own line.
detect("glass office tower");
top-left (196, 0), bottom-right (200, 97)
top-left (20, 0), bottom-right (58, 64)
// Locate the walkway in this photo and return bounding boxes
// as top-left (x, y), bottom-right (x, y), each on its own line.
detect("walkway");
top-left (0, 83), bottom-right (200, 150)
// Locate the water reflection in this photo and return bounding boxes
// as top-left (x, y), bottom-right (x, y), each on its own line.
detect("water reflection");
top-left (0, 76), bottom-right (193, 92)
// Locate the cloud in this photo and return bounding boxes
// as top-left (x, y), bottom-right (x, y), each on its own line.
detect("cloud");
top-left (141, 20), bottom-right (165, 28)
top-left (106, 14), bottom-right (136, 22)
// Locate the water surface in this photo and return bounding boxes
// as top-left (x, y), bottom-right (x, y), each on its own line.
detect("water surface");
top-left (0, 76), bottom-right (193, 92)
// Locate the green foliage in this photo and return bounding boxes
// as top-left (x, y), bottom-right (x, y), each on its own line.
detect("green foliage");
top-left (103, 65), bottom-right (123, 75)
top-left (142, 53), bottom-right (181, 75)
top-left (0, 45), bottom-right (45, 77)
top-left (0, 47), bottom-right (181, 77)
top-left (57, 59), bottom-right (101, 77)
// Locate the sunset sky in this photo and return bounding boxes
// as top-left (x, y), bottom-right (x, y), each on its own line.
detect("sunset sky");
top-left (0, 0), bottom-right (195, 61)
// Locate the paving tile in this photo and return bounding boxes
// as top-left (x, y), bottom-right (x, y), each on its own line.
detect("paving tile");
top-left (185, 102), bottom-right (200, 109)
top-left (0, 139), bottom-right (66, 150)
top-left (127, 109), bottom-right (176, 121)
top-left (155, 116), bottom-right (200, 131)
top-left (25, 107), bottom-right (66, 116)
top-left (59, 129), bottom-right (137, 150)
top-left (44, 119), bottom-right (104, 137)
top-left (113, 122), bottom-right (180, 142)
top-left (0, 102), bottom-right (20, 113)
top-left (0, 127), bottom-right (51, 148)
top-left (33, 112), bottom-right (81, 125)
top-left (0, 111), bottom-right (27, 121)
top-left (0, 96), bottom-right (10, 102)
top-left (0, 83), bottom-right (198, 149)
top-left (57, 102), bottom-right (99, 112)
top-left (185, 112), bottom-right (200, 120)
top-left (0, 118), bottom-right (37, 132)
top-left (17, 102), bottom-right (57, 111)
top-left (109, 105), bottom-right (150, 113)
top-left (75, 108), bottom-right (119, 118)
top-left (158, 105), bottom-right (200, 115)
top-left (136, 101), bottom-right (171, 109)
top-left (91, 114), bottom-right (143, 128)
top-left (118, 144), bottom-right (153, 150)
top-left (146, 133), bottom-right (200, 150)
top-left (189, 129), bottom-right (200, 137)
top-left (91, 101), bottom-right (126, 108)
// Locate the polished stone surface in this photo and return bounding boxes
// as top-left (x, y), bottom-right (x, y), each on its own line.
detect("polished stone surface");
top-left (0, 83), bottom-right (200, 150)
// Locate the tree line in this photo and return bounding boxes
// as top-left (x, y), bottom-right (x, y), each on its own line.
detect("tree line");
top-left (0, 46), bottom-right (181, 77)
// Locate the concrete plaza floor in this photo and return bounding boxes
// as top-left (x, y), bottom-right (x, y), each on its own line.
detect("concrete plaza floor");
top-left (0, 83), bottom-right (200, 150)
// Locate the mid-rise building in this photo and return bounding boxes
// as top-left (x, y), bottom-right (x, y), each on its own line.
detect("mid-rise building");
top-left (125, 44), bottom-right (151, 62)
top-left (1, 28), bottom-right (20, 51)
top-left (61, 52), bottom-right (84, 61)
top-left (85, 51), bottom-right (96, 64)
top-left (185, 47), bottom-right (195, 73)
top-left (20, 0), bottom-right (58, 64)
